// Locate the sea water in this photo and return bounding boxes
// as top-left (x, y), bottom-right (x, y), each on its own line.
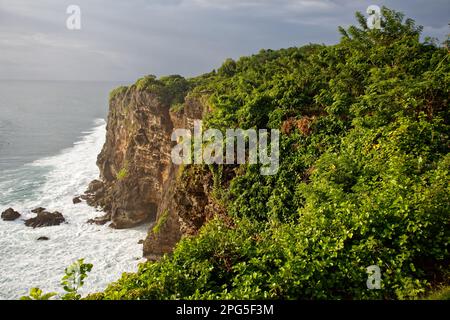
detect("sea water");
top-left (0, 80), bottom-right (147, 299)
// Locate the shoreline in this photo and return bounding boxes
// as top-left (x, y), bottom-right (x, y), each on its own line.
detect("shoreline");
top-left (0, 119), bottom-right (147, 299)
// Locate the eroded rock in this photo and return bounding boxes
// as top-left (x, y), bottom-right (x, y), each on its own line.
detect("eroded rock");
top-left (87, 213), bottom-right (111, 226)
top-left (86, 90), bottom-right (174, 228)
top-left (1, 208), bottom-right (21, 221)
top-left (25, 211), bottom-right (65, 228)
top-left (31, 207), bottom-right (46, 214)
top-left (72, 197), bottom-right (82, 204)
top-left (86, 86), bottom-right (222, 257)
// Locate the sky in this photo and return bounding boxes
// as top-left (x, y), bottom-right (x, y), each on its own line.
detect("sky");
top-left (0, 0), bottom-right (448, 81)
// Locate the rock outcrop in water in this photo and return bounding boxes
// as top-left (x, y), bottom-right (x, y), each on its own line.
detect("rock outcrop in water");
top-left (87, 81), bottom-right (223, 258)
top-left (1, 208), bottom-right (21, 221)
top-left (72, 196), bottom-right (82, 204)
top-left (24, 210), bottom-right (65, 228)
top-left (31, 207), bottom-right (46, 214)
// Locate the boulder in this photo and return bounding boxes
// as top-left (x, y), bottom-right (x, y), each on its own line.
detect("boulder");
top-left (37, 236), bottom-right (49, 241)
top-left (72, 197), bottom-right (82, 204)
top-left (25, 211), bottom-right (65, 228)
top-left (87, 180), bottom-right (104, 194)
top-left (87, 213), bottom-right (111, 226)
top-left (31, 207), bottom-right (46, 214)
top-left (83, 180), bottom-right (107, 208)
top-left (1, 208), bottom-right (21, 221)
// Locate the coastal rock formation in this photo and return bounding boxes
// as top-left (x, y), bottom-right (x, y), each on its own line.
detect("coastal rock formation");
top-left (142, 165), bottom-right (228, 259)
top-left (24, 211), bottom-right (65, 228)
top-left (87, 82), bottom-right (224, 258)
top-left (88, 88), bottom-right (174, 229)
top-left (142, 99), bottom-right (230, 258)
top-left (31, 207), bottom-right (46, 214)
top-left (72, 196), bottom-right (82, 204)
top-left (86, 213), bottom-right (111, 226)
top-left (1, 208), bottom-right (21, 221)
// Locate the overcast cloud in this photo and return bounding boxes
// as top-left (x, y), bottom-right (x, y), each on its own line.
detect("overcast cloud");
top-left (0, 0), bottom-right (448, 81)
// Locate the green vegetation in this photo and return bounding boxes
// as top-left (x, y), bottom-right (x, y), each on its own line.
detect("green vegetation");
top-left (20, 288), bottom-right (57, 300)
top-left (21, 259), bottom-right (93, 300)
top-left (170, 102), bottom-right (185, 113)
top-left (152, 210), bottom-right (169, 235)
top-left (116, 166), bottom-right (128, 181)
top-left (427, 285), bottom-right (450, 300)
top-left (135, 74), bottom-right (160, 91)
top-left (133, 74), bottom-right (192, 108)
top-left (109, 86), bottom-right (128, 101)
top-left (60, 259), bottom-right (93, 300)
top-left (91, 7), bottom-right (449, 300)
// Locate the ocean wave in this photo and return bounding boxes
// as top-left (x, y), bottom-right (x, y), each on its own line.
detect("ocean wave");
top-left (0, 119), bottom-right (147, 300)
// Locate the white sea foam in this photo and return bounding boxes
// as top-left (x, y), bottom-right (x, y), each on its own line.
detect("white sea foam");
top-left (0, 119), bottom-right (148, 300)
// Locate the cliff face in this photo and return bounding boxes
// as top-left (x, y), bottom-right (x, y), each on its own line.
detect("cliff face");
top-left (142, 164), bottom-right (227, 259)
top-left (89, 89), bottom-right (173, 228)
top-left (88, 85), bottom-right (222, 258)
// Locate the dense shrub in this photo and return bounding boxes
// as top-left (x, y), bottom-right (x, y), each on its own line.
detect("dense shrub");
top-left (95, 7), bottom-right (449, 300)
top-left (133, 74), bottom-right (191, 107)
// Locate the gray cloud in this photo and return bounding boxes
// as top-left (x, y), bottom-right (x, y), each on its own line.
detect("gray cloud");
top-left (0, 0), bottom-right (448, 81)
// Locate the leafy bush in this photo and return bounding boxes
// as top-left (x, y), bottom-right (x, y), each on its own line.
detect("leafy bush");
top-left (133, 74), bottom-right (191, 107)
top-left (61, 259), bottom-right (93, 300)
top-left (92, 7), bottom-right (449, 300)
top-left (22, 259), bottom-right (93, 300)
top-left (20, 288), bottom-right (57, 300)
top-left (109, 86), bottom-right (128, 101)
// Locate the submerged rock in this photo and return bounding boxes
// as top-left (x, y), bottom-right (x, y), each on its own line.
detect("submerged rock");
top-left (25, 211), bottom-right (65, 228)
top-left (1, 208), bottom-right (21, 221)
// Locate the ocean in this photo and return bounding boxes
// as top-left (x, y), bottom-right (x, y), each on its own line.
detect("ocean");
top-left (0, 80), bottom-right (148, 299)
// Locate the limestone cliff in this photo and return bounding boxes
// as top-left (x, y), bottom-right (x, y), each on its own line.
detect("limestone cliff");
top-left (87, 88), bottom-right (173, 228)
top-left (87, 82), bottom-right (224, 258)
